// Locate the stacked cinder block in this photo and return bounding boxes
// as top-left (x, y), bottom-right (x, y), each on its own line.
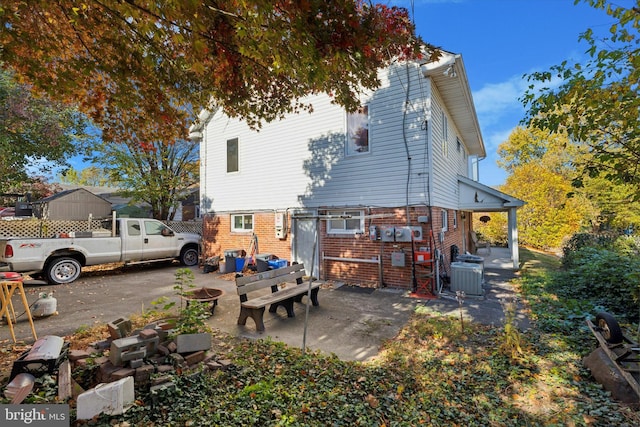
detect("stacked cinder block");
top-left (68, 317), bottom-right (234, 391)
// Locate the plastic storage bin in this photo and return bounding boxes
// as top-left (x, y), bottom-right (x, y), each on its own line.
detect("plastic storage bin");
top-left (268, 259), bottom-right (288, 269)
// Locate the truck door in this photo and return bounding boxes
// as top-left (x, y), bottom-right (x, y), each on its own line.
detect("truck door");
top-left (122, 219), bottom-right (144, 261)
top-left (142, 219), bottom-right (176, 260)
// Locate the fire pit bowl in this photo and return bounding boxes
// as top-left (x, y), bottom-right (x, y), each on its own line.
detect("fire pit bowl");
top-left (181, 287), bottom-right (224, 315)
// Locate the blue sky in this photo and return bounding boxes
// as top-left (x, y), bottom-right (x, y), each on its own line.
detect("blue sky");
top-left (393, 0), bottom-right (628, 187)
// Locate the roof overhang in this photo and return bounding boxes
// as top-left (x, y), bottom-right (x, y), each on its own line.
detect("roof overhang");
top-left (458, 175), bottom-right (524, 211)
top-left (421, 51), bottom-right (485, 158)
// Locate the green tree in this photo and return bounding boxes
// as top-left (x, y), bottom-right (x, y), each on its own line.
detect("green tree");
top-left (521, 1), bottom-right (639, 197)
top-left (59, 166), bottom-right (115, 187)
top-left (0, 68), bottom-right (90, 189)
top-left (86, 137), bottom-right (199, 220)
top-left (500, 163), bottom-right (591, 250)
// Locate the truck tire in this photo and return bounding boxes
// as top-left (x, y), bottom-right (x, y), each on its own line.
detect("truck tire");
top-left (45, 257), bottom-right (82, 285)
top-left (180, 247), bottom-right (199, 266)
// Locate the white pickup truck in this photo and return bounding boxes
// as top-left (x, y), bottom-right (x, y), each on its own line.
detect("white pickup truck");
top-left (0, 218), bottom-right (201, 285)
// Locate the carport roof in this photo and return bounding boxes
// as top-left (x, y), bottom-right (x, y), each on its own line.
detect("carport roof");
top-left (458, 175), bottom-right (524, 212)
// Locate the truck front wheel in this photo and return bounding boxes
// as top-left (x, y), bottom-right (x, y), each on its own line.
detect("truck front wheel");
top-left (180, 247), bottom-right (199, 266)
top-left (45, 257), bottom-right (82, 285)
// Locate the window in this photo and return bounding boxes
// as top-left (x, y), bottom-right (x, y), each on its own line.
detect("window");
top-left (327, 210), bottom-right (364, 234)
top-left (441, 112), bottom-right (448, 156)
top-left (453, 210), bottom-right (458, 229)
top-left (346, 106), bottom-right (369, 155)
top-left (441, 209), bottom-right (448, 232)
top-left (127, 221), bottom-right (141, 236)
top-left (227, 138), bottom-right (238, 173)
top-left (144, 220), bottom-right (169, 236)
top-left (231, 214), bottom-right (253, 232)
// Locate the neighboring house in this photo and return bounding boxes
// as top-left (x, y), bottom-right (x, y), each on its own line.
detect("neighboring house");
top-left (169, 186), bottom-right (201, 221)
top-left (31, 188), bottom-right (112, 220)
top-left (58, 184), bottom-right (153, 218)
top-left (190, 50), bottom-right (524, 289)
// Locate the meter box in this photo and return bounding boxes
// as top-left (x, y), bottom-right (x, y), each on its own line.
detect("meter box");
top-left (410, 226), bottom-right (424, 241)
top-left (391, 251), bottom-right (405, 267)
top-left (394, 226), bottom-right (412, 242)
top-left (380, 226), bottom-right (395, 242)
top-left (275, 212), bottom-right (287, 239)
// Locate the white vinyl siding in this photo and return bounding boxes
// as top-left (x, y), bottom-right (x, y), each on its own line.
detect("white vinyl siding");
top-left (430, 85), bottom-right (470, 210)
top-left (199, 62), bottom-right (474, 214)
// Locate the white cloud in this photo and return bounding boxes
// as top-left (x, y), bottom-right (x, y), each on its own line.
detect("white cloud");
top-left (472, 75), bottom-right (529, 127)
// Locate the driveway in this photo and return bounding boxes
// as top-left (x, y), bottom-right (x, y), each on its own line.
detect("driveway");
top-left (1, 258), bottom-right (523, 362)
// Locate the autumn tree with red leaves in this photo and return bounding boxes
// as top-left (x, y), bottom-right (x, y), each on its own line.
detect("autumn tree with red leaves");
top-left (0, 0), bottom-right (428, 140)
top-left (0, 1), bottom-right (428, 219)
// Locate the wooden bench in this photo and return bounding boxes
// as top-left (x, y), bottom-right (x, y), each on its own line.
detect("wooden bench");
top-left (235, 263), bottom-right (320, 332)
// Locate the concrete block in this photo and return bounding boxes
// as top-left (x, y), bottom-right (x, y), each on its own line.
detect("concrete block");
top-left (110, 335), bottom-right (159, 366)
top-left (129, 359), bottom-right (144, 369)
top-left (176, 333), bottom-right (211, 354)
top-left (107, 318), bottom-right (132, 340)
top-left (121, 349), bottom-right (146, 362)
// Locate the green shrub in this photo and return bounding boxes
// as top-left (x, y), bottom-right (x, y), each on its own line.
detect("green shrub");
top-left (561, 232), bottom-right (618, 268)
top-left (554, 245), bottom-right (640, 322)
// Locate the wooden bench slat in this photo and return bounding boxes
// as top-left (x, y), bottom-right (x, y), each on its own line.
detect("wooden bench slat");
top-left (237, 270), bottom-right (304, 296)
top-left (236, 264), bottom-right (304, 286)
top-left (241, 282), bottom-right (321, 309)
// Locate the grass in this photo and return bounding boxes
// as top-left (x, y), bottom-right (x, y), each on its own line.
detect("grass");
top-left (2, 247), bottom-right (639, 426)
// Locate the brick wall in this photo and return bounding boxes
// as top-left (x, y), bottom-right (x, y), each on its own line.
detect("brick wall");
top-left (202, 212), bottom-right (292, 262)
top-left (203, 206), bottom-right (466, 290)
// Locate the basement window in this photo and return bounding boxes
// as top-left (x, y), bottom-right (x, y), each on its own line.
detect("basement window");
top-left (327, 210), bottom-right (364, 234)
top-left (231, 214), bottom-right (253, 232)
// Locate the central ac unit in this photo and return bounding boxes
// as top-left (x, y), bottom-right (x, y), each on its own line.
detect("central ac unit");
top-left (450, 262), bottom-right (483, 296)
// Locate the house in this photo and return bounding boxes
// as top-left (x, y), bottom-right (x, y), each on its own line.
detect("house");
top-left (189, 50), bottom-right (524, 290)
top-left (58, 184), bottom-right (153, 218)
top-left (31, 188), bottom-right (112, 220)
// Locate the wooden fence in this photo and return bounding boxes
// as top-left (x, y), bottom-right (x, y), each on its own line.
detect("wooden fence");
top-left (0, 218), bottom-right (203, 239)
